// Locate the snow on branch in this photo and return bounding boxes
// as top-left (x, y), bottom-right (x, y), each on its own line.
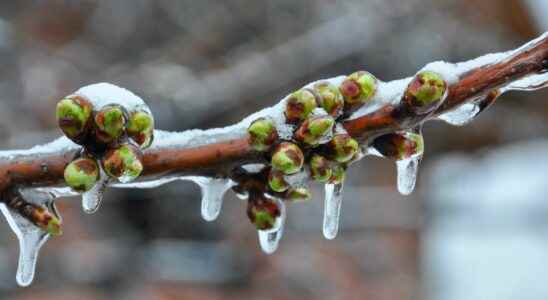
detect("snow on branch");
top-left (0, 32), bottom-right (547, 286)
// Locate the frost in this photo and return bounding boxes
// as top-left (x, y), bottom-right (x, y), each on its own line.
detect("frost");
top-left (75, 82), bottom-right (153, 115)
top-left (323, 183), bottom-right (344, 240)
top-left (184, 177), bottom-right (236, 222)
top-left (437, 102), bottom-right (480, 126)
top-left (396, 157), bottom-right (421, 195)
top-left (257, 198), bottom-right (285, 254)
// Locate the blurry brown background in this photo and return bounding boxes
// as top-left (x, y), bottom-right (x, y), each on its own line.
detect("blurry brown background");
top-left (0, 1), bottom-right (547, 299)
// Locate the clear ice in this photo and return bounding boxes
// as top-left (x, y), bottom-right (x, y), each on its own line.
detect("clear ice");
top-left (188, 177), bottom-right (235, 222)
top-left (258, 198), bottom-right (286, 254)
top-left (396, 156), bottom-right (421, 195)
top-left (82, 174), bottom-right (109, 214)
top-left (437, 102), bottom-right (480, 126)
top-left (323, 183), bottom-right (344, 240)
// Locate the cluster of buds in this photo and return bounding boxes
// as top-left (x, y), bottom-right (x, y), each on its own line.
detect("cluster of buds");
top-left (56, 93), bottom-right (154, 192)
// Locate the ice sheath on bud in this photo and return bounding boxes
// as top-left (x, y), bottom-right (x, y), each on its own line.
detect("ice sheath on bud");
top-left (403, 71), bottom-right (447, 114)
top-left (271, 142), bottom-right (304, 175)
top-left (127, 111), bottom-right (154, 149)
top-left (268, 169), bottom-right (290, 193)
top-left (310, 154), bottom-right (332, 183)
top-left (247, 194), bottom-right (281, 230)
top-left (56, 95), bottom-right (93, 143)
top-left (248, 118), bottom-right (278, 152)
top-left (64, 157), bottom-right (100, 192)
top-left (327, 134), bottom-right (359, 163)
top-left (314, 82), bottom-right (344, 117)
top-left (294, 116), bottom-right (335, 146)
top-left (371, 132), bottom-right (424, 160)
top-left (5, 197), bottom-right (62, 236)
top-left (94, 105), bottom-right (127, 143)
top-left (329, 164), bottom-right (346, 184)
top-left (285, 89), bottom-right (317, 123)
top-left (286, 187), bottom-right (312, 202)
top-left (102, 144), bottom-right (144, 183)
top-left (339, 71), bottom-right (377, 107)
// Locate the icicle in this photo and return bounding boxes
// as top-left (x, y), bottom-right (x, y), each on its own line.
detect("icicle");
top-left (82, 174), bottom-right (108, 214)
top-left (323, 183), bottom-right (344, 240)
top-left (437, 102), bottom-right (480, 126)
top-left (189, 177), bottom-right (235, 222)
top-left (396, 156), bottom-right (420, 195)
top-left (258, 198), bottom-right (286, 254)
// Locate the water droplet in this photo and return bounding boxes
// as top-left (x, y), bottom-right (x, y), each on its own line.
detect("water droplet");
top-left (258, 198), bottom-right (285, 254)
top-left (189, 177), bottom-right (235, 222)
top-left (323, 183), bottom-right (344, 240)
top-left (396, 157), bottom-right (420, 195)
top-left (437, 102), bottom-right (480, 126)
top-left (82, 175), bottom-right (108, 214)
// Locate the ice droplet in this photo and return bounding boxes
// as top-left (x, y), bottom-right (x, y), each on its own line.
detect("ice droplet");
top-left (189, 177), bottom-right (235, 222)
top-left (82, 175), bottom-right (108, 214)
top-left (323, 183), bottom-right (344, 240)
top-left (258, 198), bottom-right (286, 254)
top-left (437, 102), bottom-right (480, 126)
top-left (396, 157), bottom-right (421, 195)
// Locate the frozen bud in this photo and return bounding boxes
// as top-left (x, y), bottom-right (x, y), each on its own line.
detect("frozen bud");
top-left (248, 118), bottom-right (278, 152)
top-left (94, 105), bottom-right (127, 143)
top-left (294, 115), bottom-right (335, 146)
top-left (29, 205), bottom-right (63, 236)
top-left (56, 95), bottom-right (93, 143)
top-left (268, 169), bottom-right (290, 193)
top-left (271, 142), bottom-right (304, 175)
top-left (310, 154), bottom-right (332, 183)
top-left (340, 71), bottom-right (377, 106)
top-left (314, 82), bottom-right (344, 117)
top-left (127, 111), bottom-right (154, 149)
top-left (286, 187), bottom-right (312, 202)
top-left (247, 195), bottom-right (281, 230)
top-left (102, 144), bottom-right (144, 183)
top-left (372, 132), bottom-right (424, 160)
top-left (327, 134), bottom-right (359, 163)
top-left (285, 89), bottom-right (317, 123)
top-left (404, 71), bottom-right (447, 114)
top-left (64, 157), bottom-right (100, 192)
top-left (329, 164), bottom-right (346, 184)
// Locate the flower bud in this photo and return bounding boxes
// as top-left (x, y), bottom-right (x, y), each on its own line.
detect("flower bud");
top-left (339, 71), bottom-right (377, 106)
top-left (372, 132), bottom-right (424, 160)
top-left (127, 111), bottom-right (154, 149)
top-left (248, 118), bottom-right (278, 152)
top-left (271, 142), bottom-right (304, 175)
top-left (294, 115), bottom-right (335, 146)
top-left (102, 144), bottom-right (144, 183)
top-left (247, 195), bottom-right (281, 230)
top-left (329, 164), bottom-right (346, 184)
top-left (286, 187), bottom-right (312, 202)
top-left (64, 157), bottom-right (100, 192)
top-left (268, 169), bottom-right (290, 193)
top-left (403, 71), bottom-right (447, 114)
top-left (56, 95), bottom-right (93, 143)
top-left (29, 205), bottom-right (63, 236)
top-left (327, 134), bottom-right (359, 163)
top-left (314, 82), bottom-right (344, 117)
top-left (309, 154), bottom-right (332, 183)
top-left (94, 105), bottom-right (127, 143)
top-left (285, 89), bottom-right (317, 123)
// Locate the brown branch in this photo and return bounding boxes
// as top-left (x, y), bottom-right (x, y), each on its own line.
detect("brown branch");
top-left (0, 34), bottom-right (547, 195)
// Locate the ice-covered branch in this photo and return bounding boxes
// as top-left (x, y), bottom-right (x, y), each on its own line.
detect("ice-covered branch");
top-left (0, 32), bottom-right (547, 286)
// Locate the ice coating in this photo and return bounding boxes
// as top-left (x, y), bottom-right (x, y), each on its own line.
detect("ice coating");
top-left (323, 183), bottom-right (344, 240)
top-left (75, 83), bottom-right (153, 115)
top-left (502, 72), bottom-right (548, 92)
top-left (186, 177), bottom-right (236, 222)
top-left (0, 136), bottom-right (79, 161)
top-left (437, 102), bottom-right (480, 126)
top-left (396, 157), bottom-right (421, 195)
top-left (82, 172), bottom-right (109, 214)
top-left (257, 198), bottom-right (286, 254)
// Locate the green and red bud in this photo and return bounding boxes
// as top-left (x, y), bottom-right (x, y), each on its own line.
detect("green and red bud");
top-left (327, 134), bottom-right (360, 163)
top-left (102, 144), bottom-right (144, 183)
top-left (314, 82), bottom-right (344, 117)
top-left (294, 115), bottom-right (335, 146)
top-left (248, 118), bottom-right (278, 152)
top-left (29, 205), bottom-right (63, 236)
top-left (285, 89), bottom-right (317, 123)
top-left (94, 105), bottom-right (127, 143)
top-left (309, 154), bottom-right (332, 183)
top-left (64, 157), bottom-right (100, 192)
top-left (339, 71), bottom-right (377, 107)
top-left (271, 142), bottom-right (304, 175)
top-left (371, 132), bottom-right (424, 160)
top-left (247, 195), bottom-right (281, 230)
top-left (403, 71), bottom-right (447, 114)
top-left (127, 111), bottom-right (154, 149)
top-left (286, 187), bottom-right (312, 202)
top-left (268, 169), bottom-right (290, 193)
top-left (56, 95), bottom-right (93, 143)
top-left (328, 164), bottom-right (346, 184)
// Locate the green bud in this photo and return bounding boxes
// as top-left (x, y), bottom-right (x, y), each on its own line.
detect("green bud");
top-left (271, 142), bottom-right (304, 175)
top-left (294, 116), bottom-right (335, 146)
top-left (127, 111), bottom-right (154, 149)
top-left (94, 105), bottom-right (126, 143)
top-left (314, 82), bottom-right (344, 117)
top-left (33, 206), bottom-right (63, 236)
top-left (372, 132), bottom-right (424, 160)
top-left (285, 89), bottom-right (317, 123)
top-left (329, 164), bottom-right (346, 184)
top-left (327, 134), bottom-right (359, 163)
top-left (268, 169), bottom-right (290, 193)
top-left (56, 95), bottom-right (93, 143)
top-left (247, 195), bottom-right (281, 230)
top-left (64, 157), bottom-right (100, 192)
top-left (310, 154), bottom-right (332, 183)
top-left (286, 187), bottom-right (311, 202)
top-left (248, 118), bottom-right (278, 152)
top-left (339, 71), bottom-right (377, 106)
top-left (102, 144), bottom-right (144, 183)
top-left (404, 71), bottom-right (447, 114)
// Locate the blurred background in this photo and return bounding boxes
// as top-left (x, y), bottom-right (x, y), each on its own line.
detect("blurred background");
top-left (0, 0), bottom-right (547, 299)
